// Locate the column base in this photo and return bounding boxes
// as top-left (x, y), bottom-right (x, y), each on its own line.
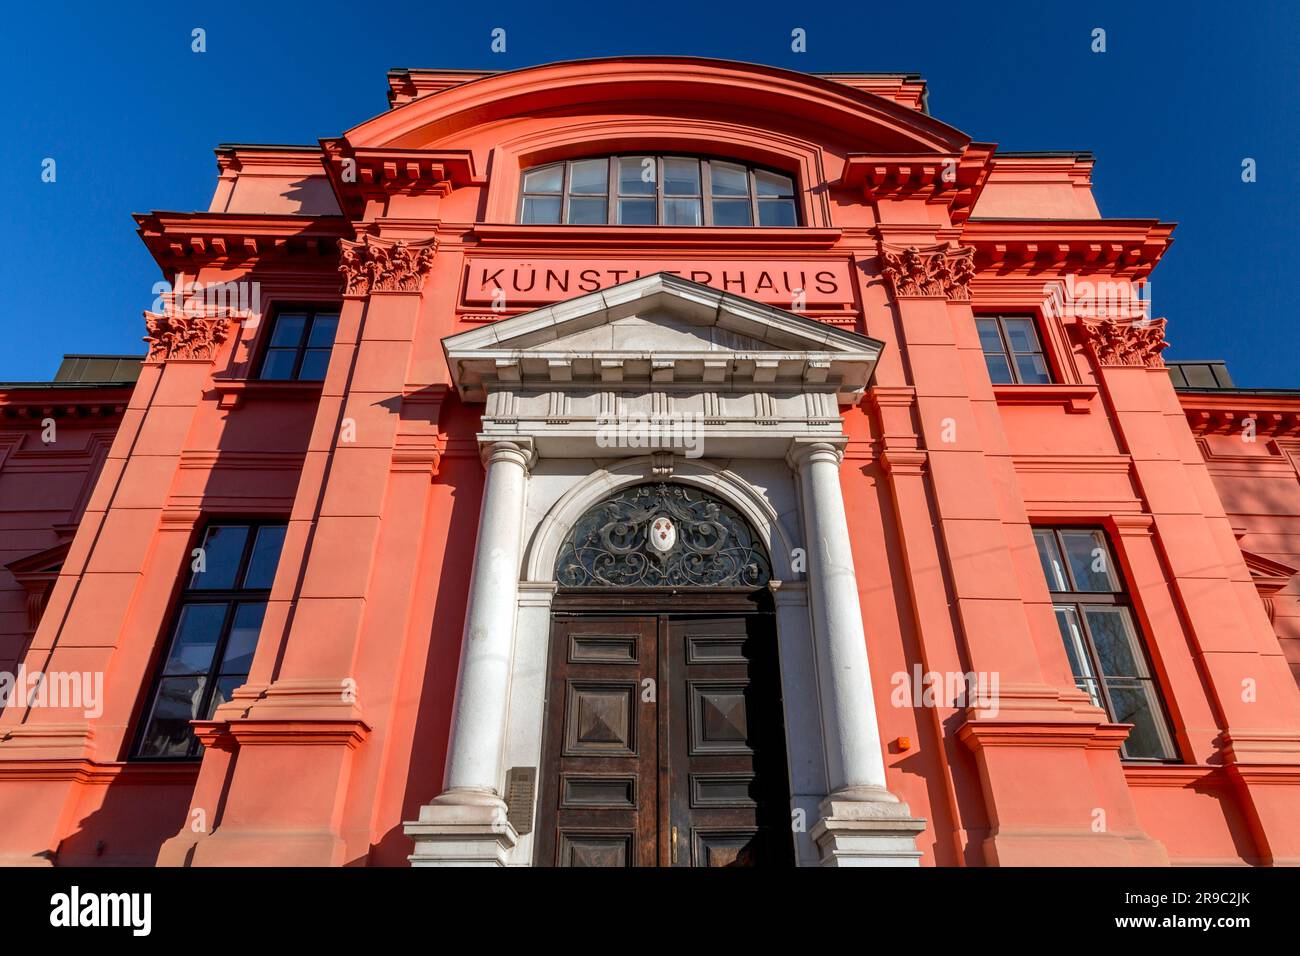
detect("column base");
top-left (810, 796), bottom-right (926, 867)
top-left (404, 798), bottom-right (518, 867)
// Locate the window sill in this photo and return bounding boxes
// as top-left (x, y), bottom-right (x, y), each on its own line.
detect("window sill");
top-left (212, 379), bottom-right (324, 409)
top-left (469, 223), bottom-right (843, 250)
top-left (992, 383), bottom-right (1098, 414)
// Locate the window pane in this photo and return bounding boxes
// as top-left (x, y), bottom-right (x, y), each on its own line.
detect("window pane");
top-left (522, 164), bottom-right (563, 193)
top-left (568, 159), bottom-right (608, 195)
top-left (190, 525), bottom-right (249, 589)
top-left (220, 603), bottom-right (266, 674)
top-left (1003, 318), bottom-right (1040, 353)
top-left (243, 525), bottom-right (287, 589)
top-left (711, 199), bottom-right (752, 226)
top-left (618, 198), bottom-right (657, 225)
top-left (206, 676), bottom-right (245, 720)
top-left (758, 199), bottom-right (796, 226)
top-left (162, 603), bottom-right (228, 675)
top-left (663, 198), bottom-right (702, 226)
top-left (754, 170), bottom-right (794, 197)
top-left (1053, 606), bottom-right (1097, 682)
top-left (976, 319), bottom-right (1005, 354)
top-left (619, 157), bottom-right (656, 195)
top-left (663, 158), bottom-right (700, 196)
top-left (1034, 530), bottom-right (1070, 591)
top-left (260, 349), bottom-right (298, 381)
top-left (297, 349), bottom-right (331, 381)
top-left (521, 196), bottom-right (561, 224)
top-left (1083, 607), bottom-right (1145, 678)
top-left (567, 197), bottom-right (608, 224)
top-left (306, 314), bottom-right (339, 348)
top-left (984, 353), bottom-right (1013, 384)
top-left (138, 676), bottom-right (207, 757)
top-left (1060, 530), bottom-right (1119, 592)
top-left (710, 162), bottom-right (749, 197)
top-left (1107, 680), bottom-right (1174, 759)
top-left (269, 314), bottom-right (307, 347)
top-left (1015, 353), bottom-right (1051, 384)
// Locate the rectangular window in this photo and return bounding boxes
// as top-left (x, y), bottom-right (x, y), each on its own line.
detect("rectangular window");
top-left (977, 314), bottom-right (1052, 385)
top-left (1033, 527), bottom-right (1177, 761)
top-left (134, 521), bottom-right (288, 759)
top-left (258, 306), bottom-right (340, 381)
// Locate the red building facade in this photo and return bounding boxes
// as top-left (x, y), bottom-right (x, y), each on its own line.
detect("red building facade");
top-left (2, 58), bottom-right (1299, 867)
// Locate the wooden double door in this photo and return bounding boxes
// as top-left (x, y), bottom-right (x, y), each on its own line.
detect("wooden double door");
top-left (535, 593), bottom-right (794, 867)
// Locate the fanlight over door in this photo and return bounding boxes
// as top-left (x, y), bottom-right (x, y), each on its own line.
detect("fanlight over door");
top-left (554, 483), bottom-right (772, 588)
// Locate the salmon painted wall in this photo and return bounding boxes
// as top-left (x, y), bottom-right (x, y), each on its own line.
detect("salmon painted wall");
top-left (0, 391), bottom-right (127, 674)
top-left (0, 58), bottom-right (1297, 867)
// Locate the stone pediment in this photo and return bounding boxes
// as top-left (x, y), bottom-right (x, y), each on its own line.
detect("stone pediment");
top-left (443, 272), bottom-right (884, 403)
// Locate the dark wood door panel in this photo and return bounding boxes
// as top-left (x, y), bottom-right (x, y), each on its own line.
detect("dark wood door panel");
top-left (538, 607), bottom-right (793, 867)
top-left (667, 615), bottom-right (793, 867)
top-left (537, 616), bottom-right (658, 867)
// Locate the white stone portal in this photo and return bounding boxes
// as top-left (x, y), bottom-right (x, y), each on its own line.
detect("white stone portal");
top-left (405, 274), bottom-right (924, 867)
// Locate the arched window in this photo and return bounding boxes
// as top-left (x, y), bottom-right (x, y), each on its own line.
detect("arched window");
top-left (555, 483), bottom-right (772, 588)
top-left (519, 156), bottom-right (798, 227)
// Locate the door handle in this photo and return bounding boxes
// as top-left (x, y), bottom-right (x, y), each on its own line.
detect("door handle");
top-left (671, 826), bottom-right (679, 864)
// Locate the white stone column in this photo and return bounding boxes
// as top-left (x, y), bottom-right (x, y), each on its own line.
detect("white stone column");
top-left (788, 438), bottom-right (925, 866)
top-left (405, 437), bottom-right (533, 866)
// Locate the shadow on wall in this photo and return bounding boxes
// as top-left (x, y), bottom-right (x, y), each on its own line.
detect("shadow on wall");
top-left (363, 393), bottom-right (486, 866)
top-left (52, 769), bottom-right (197, 866)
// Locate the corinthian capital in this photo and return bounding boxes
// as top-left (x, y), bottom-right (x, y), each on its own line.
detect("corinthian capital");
top-left (142, 310), bottom-right (236, 362)
top-left (339, 234), bottom-right (436, 296)
top-left (1079, 317), bottom-right (1170, 369)
top-left (879, 242), bottom-right (975, 302)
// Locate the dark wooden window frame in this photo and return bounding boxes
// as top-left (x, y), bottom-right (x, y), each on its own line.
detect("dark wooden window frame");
top-left (977, 313), bottom-right (1055, 385)
top-left (1035, 526), bottom-right (1179, 762)
top-left (254, 303), bottom-right (342, 382)
top-left (518, 155), bottom-right (799, 228)
top-left (131, 519), bottom-right (287, 761)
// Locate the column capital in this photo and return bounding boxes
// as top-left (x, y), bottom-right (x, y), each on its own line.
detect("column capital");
top-left (338, 234), bottom-right (436, 296)
top-left (877, 241), bottom-right (975, 303)
top-left (142, 309), bottom-right (240, 364)
top-left (786, 436), bottom-right (847, 471)
top-left (477, 436), bottom-right (536, 473)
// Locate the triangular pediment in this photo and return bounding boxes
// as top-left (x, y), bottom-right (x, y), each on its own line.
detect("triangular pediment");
top-left (1241, 548), bottom-right (1299, 594)
top-left (443, 272), bottom-right (884, 402)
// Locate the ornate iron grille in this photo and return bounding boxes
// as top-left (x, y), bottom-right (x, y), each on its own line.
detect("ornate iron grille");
top-left (555, 483), bottom-right (772, 588)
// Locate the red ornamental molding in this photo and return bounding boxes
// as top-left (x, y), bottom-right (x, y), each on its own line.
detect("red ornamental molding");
top-left (1079, 317), bottom-right (1170, 369)
top-left (142, 311), bottom-right (235, 362)
top-left (879, 243), bottom-right (976, 301)
top-left (338, 235), bottom-right (436, 296)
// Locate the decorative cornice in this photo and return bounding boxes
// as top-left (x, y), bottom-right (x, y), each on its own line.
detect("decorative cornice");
top-left (879, 242), bottom-right (975, 301)
top-left (142, 310), bottom-right (237, 363)
top-left (839, 145), bottom-right (994, 225)
top-left (320, 140), bottom-right (481, 218)
top-left (960, 218), bottom-right (1175, 280)
top-left (338, 234), bottom-right (436, 296)
top-left (134, 211), bottom-right (349, 273)
top-left (1178, 393), bottom-right (1300, 438)
top-left (1078, 317), bottom-right (1170, 369)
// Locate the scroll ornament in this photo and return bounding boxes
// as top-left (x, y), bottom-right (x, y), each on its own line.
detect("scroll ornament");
top-left (339, 235), bottom-right (436, 295)
top-left (880, 243), bottom-right (976, 301)
top-left (142, 311), bottom-right (235, 362)
top-left (1079, 317), bottom-right (1170, 368)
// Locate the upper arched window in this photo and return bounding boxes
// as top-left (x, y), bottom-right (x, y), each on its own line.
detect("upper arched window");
top-left (519, 156), bottom-right (798, 227)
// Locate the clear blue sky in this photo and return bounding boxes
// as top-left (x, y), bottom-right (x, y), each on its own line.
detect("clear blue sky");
top-left (2, 1), bottom-right (1297, 385)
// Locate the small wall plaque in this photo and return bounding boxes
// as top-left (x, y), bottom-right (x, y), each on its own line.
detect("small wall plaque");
top-left (505, 766), bottom-right (537, 836)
